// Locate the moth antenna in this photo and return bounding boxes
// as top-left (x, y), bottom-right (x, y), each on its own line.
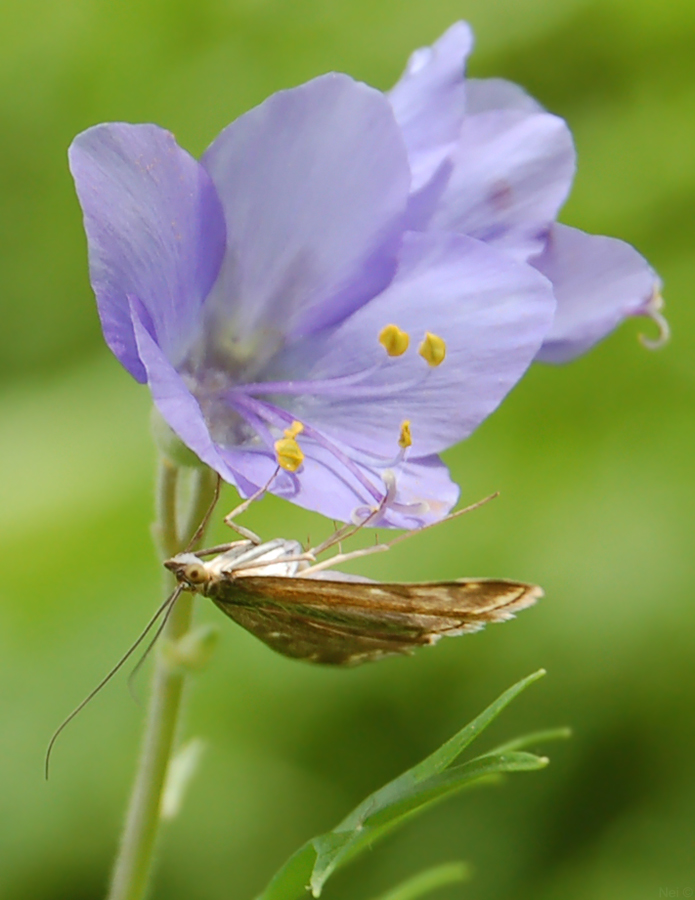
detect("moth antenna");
top-left (184, 474), bottom-right (222, 552)
top-left (127, 595), bottom-right (179, 700)
top-left (192, 540), bottom-right (250, 559)
top-left (386, 492), bottom-right (500, 550)
top-left (45, 585), bottom-right (184, 780)
top-left (298, 493), bottom-right (500, 577)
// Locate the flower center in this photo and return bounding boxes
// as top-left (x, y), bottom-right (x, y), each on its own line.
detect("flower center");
top-left (179, 319), bottom-right (448, 520)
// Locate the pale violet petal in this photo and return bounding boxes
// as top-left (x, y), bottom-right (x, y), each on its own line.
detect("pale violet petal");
top-left (218, 443), bottom-right (459, 528)
top-left (69, 124), bottom-right (226, 380)
top-left (201, 74), bottom-right (410, 343)
top-left (389, 22), bottom-right (472, 191)
top-left (533, 224), bottom-right (662, 363)
top-left (129, 296), bottom-right (239, 482)
top-left (465, 78), bottom-right (544, 115)
top-left (267, 231), bottom-right (556, 458)
top-left (427, 109), bottom-right (576, 262)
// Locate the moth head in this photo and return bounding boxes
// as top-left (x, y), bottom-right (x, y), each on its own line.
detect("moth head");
top-left (164, 553), bottom-right (210, 588)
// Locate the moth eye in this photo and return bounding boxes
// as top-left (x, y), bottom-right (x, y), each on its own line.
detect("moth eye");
top-left (183, 563), bottom-right (208, 584)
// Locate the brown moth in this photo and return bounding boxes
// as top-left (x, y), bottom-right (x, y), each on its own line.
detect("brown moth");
top-left (45, 487), bottom-right (541, 775)
top-left (164, 516), bottom-right (542, 666)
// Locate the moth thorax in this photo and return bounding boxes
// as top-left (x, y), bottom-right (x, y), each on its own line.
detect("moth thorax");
top-left (219, 538), bottom-right (306, 578)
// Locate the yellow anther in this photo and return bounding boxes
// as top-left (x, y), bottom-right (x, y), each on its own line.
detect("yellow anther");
top-left (283, 420), bottom-right (304, 440)
top-left (379, 323), bottom-right (410, 357)
top-left (418, 331), bottom-right (446, 367)
top-left (274, 437), bottom-right (304, 472)
top-left (398, 420), bottom-right (412, 450)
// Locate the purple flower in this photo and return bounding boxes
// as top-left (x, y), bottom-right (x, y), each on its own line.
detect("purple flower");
top-left (69, 26), bottom-right (660, 528)
top-left (388, 22), bottom-right (666, 363)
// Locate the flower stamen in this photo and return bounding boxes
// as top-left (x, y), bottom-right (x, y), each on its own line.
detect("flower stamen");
top-left (274, 435), bottom-right (304, 472)
top-left (418, 332), bottom-right (446, 366)
top-left (273, 420), bottom-right (306, 472)
top-left (228, 392), bottom-right (383, 503)
top-left (398, 420), bottom-right (412, 449)
top-left (379, 323), bottom-right (410, 357)
top-left (351, 469), bottom-right (430, 527)
top-left (283, 420), bottom-right (304, 440)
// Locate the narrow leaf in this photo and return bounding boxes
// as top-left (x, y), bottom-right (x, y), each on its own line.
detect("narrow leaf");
top-left (255, 670), bottom-right (551, 900)
top-left (255, 843), bottom-right (317, 900)
top-left (338, 669), bottom-right (546, 831)
top-left (309, 751), bottom-right (547, 895)
top-left (484, 726), bottom-right (572, 757)
top-left (367, 862), bottom-right (471, 900)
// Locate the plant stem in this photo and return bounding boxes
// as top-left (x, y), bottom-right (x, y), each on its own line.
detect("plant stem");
top-left (107, 459), bottom-right (218, 900)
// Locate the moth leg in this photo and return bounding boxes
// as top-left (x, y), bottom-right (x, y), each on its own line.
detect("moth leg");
top-left (183, 474), bottom-right (222, 552)
top-left (386, 492), bottom-right (499, 550)
top-left (231, 551), bottom-right (318, 572)
top-left (223, 466), bottom-right (281, 544)
top-left (224, 519), bottom-right (262, 544)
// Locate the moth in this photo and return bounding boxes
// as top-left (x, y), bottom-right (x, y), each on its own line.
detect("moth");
top-left (164, 491), bottom-right (542, 667)
top-left (45, 481), bottom-right (541, 774)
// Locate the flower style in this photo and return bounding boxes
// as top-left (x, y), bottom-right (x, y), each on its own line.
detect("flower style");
top-left (388, 22), bottom-right (666, 363)
top-left (69, 24), bottom-right (661, 528)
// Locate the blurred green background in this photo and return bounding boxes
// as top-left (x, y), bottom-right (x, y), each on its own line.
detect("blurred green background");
top-left (1, 0), bottom-right (693, 898)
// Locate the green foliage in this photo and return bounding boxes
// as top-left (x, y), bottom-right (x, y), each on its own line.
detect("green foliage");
top-left (367, 863), bottom-right (470, 900)
top-left (258, 672), bottom-right (563, 899)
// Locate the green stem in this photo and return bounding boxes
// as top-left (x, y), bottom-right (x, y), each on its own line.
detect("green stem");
top-left (107, 459), bottom-right (218, 900)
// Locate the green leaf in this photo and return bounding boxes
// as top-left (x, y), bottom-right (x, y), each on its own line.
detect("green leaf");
top-left (484, 726), bottom-right (572, 757)
top-left (337, 669), bottom-right (547, 832)
top-left (255, 670), bottom-right (559, 900)
top-left (366, 862), bottom-right (471, 900)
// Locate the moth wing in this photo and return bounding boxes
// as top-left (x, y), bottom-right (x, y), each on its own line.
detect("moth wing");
top-left (206, 575), bottom-right (542, 666)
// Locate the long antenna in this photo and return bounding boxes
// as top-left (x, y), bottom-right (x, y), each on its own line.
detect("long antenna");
top-left (299, 492), bottom-right (500, 577)
top-left (46, 475), bottom-right (224, 779)
top-left (44, 584), bottom-right (183, 779)
top-left (126, 591), bottom-right (181, 700)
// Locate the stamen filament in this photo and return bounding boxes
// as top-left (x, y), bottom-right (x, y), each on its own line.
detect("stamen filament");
top-left (228, 365), bottom-right (430, 403)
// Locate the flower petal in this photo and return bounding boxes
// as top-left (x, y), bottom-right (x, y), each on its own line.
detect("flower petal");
top-left (201, 74), bottom-right (411, 342)
top-left (262, 231), bottom-right (555, 458)
top-left (129, 295), bottom-right (239, 481)
top-left (388, 22), bottom-right (473, 190)
top-left (218, 442), bottom-right (459, 528)
top-left (464, 78), bottom-right (544, 115)
top-left (426, 108), bottom-right (576, 262)
top-left (533, 224), bottom-right (662, 363)
top-left (69, 124), bottom-right (226, 381)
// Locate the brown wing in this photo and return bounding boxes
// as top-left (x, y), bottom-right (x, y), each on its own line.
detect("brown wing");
top-left (204, 575), bottom-right (542, 666)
